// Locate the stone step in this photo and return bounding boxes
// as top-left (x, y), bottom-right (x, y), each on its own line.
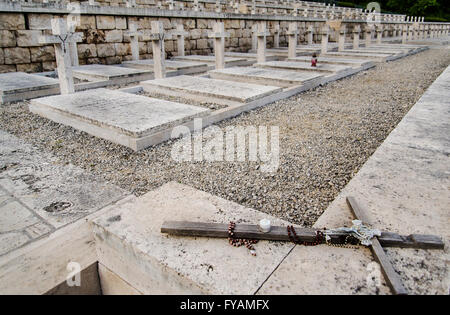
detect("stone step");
top-left (141, 75), bottom-right (282, 106)
top-left (92, 182), bottom-right (295, 294)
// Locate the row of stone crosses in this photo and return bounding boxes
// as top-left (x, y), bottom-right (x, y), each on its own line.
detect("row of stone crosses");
top-left (4, 0), bottom-right (425, 23)
top-left (40, 16), bottom-right (448, 96)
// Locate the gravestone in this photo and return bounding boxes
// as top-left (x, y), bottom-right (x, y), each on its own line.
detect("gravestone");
top-left (124, 22), bottom-right (142, 61)
top-left (307, 25), bottom-right (314, 45)
top-left (149, 21), bottom-right (173, 79)
top-left (353, 25), bottom-right (361, 49)
top-left (0, 72), bottom-right (60, 104)
top-left (376, 24), bottom-right (383, 44)
top-left (273, 24), bottom-right (280, 49)
top-left (29, 89), bottom-right (210, 151)
top-left (208, 22), bottom-right (230, 70)
top-left (72, 64), bottom-right (153, 83)
top-left (256, 21), bottom-right (270, 63)
top-left (123, 59), bottom-right (208, 75)
top-left (39, 18), bottom-right (83, 94)
top-left (208, 67), bottom-right (324, 88)
top-left (141, 75), bottom-right (282, 106)
top-left (338, 25), bottom-right (346, 52)
top-left (172, 24), bottom-right (189, 57)
top-left (321, 25), bottom-right (329, 55)
top-left (287, 22), bottom-right (299, 59)
top-left (365, 25), bottom-right (373, 47)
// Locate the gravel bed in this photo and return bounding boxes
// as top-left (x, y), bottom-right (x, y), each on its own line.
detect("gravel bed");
top-left (1, 48), bottom-right (449, 227)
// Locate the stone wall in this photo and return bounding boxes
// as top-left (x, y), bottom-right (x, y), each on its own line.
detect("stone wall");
top-left (0, 11), bottom-right (336, 73)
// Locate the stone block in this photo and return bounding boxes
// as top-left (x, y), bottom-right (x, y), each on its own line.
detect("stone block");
top-left (28, 14), bottom-right (52, 30)
top-left (0, 30), bottom-right (16, 48)
top-left (0, 13), bottom-right (25, 30)
top-left (105, 56), bottom-right (122, 65)
top-left (30, 46), bottom-right (55, 62)
top-left (17, 63), bottom-right (42, 73)
top-left (0, 65), bottom-right (16, 73)
top-left (0, 48), bottom-right (3, 65)
top-left (96, 16), bottom-right (116, 30)
top-left (97, 44), bottom-right (116, 58)
top-left (183, 19), bottom-right (195, 30)
top-left (4, 47), bottom-right (30, 64)
top-left (77, 44), bottom-right (97, 59)
top-left (16, 30), bottom-right (43, 47)
top-left (190, 29), bottom-right (202, 40)
top-left (138, 42), bottom-right (147, 55)
top-left (78, 16), bottom-right (97, 30)
top-left (105, 30), bottom-right (123, 43)
top-left (115, 17), bottom-right (127, 30)
top-left (196, 38), bottom-right (208, 49)
top-left (197, 19), bottom-right (208, 29)
top-left (85, 29), bottom-right (106, 44)
top-left (114, 43), bottom-right (130, 56)
top-left (42, 61), bottom-right (56, 71)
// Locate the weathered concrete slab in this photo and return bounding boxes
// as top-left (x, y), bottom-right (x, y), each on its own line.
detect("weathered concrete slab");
top-left (92, 182), bottom-right (295, 294)
top-left (289, 56), bottom-right (374, 68)
top-left (172, 55), bottom-right (252, 68)
top-left (29, 89), bottom-right (210, 151)
top-left (141, 75), bottom-right (282, 106)
top-left (224, 51), bottom-right (279, 61)
top-left (72, 64), bottom-right (153, 82)
top-left (0, 130), bottom-right (127, 257)
top-left (259, 65), bottom-right (450, 295)
top-left (323, 51), bottom-right (394, 62)
top-left (256, 61), bottom-right (351, 73)
top-left (209, 66), bottom-right (324, 88)
top-left (0, 72), bottom-right (60, 104)
top-left (122, 59), bottom-right (208, 75)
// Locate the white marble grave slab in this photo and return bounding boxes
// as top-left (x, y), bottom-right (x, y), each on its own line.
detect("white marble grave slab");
top-left (0, 72), bottom-right (60, 103)
top-left (209, 66), bottom-right (324, 87)
top-left (71, 64), bottom-right (153, 82)
top-left (29, 89), bottom-right (210, 150)
top-left (122, 59), bottom-right (208, 75)
top-left (255, 61), bottom-right (351, 73)
top-left (141, 75), bottom-right (282, 106)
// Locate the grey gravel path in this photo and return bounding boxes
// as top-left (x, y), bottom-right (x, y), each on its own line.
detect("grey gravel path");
top-left (1, 48), bottom-right (449, 227)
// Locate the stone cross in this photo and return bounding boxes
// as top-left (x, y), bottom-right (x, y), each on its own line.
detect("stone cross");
top-left (193, 0), bottom-right (200, 12)
top-left (251, 0), bottom-right (256, 15)
top-left (338, 25), bottom-right (346, 52)
top-left (273, 24), bottom-right (280, 49)
top-left (408, 24), bottom-right (414, 41)
top-left (376, 24), bottom-right (383, 44)
top-left (149, 21), bottom-right (172, 79)
top-left (39, 18), bottom-right (83, 95)
top-left (172, 24), bottom-right (189, 57)
top-left (251, 24), bottom-right (258, 51)
top-left (365, 24), bottom-right (373, 47)
top-left (256, 21), bottom-right (270, 63)
top-left (353, 25), bottom-right (360, 49)
top-left (321, 24), bottom-right (329, 55)
top-left (215, 0), bottom-right (221, 13)
top-left (402, 24), bottom-right (408, 44)
top-left (287, 22), bottom-right (299, 59)
top-left (125, 22), bottom-right (142, 61)
top-left (208, 22), bottom-right (230, 70)
top-left (66, 18), bottom-right (80, 67)
top-left (307, 25), bottom-right (314, 45)
top-left (167, 0), bottom-right (174, 10)
top-left (126, 0), bottom-right (136, 8)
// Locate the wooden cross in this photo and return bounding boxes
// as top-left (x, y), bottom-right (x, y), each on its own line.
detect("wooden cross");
top-left (320, 24), bottom-right (329, 55)
top-left (256, 21), bottom-right (270, 63)
top-left (161, 196), bottom-right (444, 295)
top-left (39, 18), bottom-right (83, 95)
top-left (172, 24), bottom-right (189, 57)
top-left (208, 22), bottom-right (230, 70)
top-left (124, 22), bottom-right (142, 61)
top-left (287, 22), bottom-right (299, 59)
top-left (149, 21), bottom-right (172, 79)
